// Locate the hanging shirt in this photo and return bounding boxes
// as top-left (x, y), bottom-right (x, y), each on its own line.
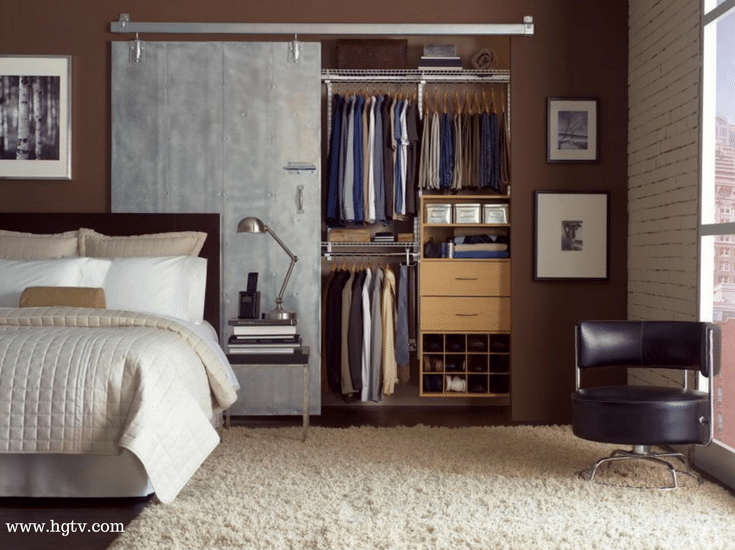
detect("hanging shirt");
top-left (479, 111), bottom-right (491, 189)
top-left (352, 94), bottom-right (365, 223)
top-left (366, 96), bottom-right (377, 224)
top-left (342, 96), bottom-right (356, 221)
top-left (381, 95), bottom-right (394, 221)
top-left (429, 110), bottom-right (441, 189)
top-left (360, 267), bottom-right (373, 401)
top-left (418, 108), bottom-right (432, 189)
top-left (392, 97), bottom-right (403, 218)
top-left (460, 110), bottom-right (472, 188)
top-left (499, 110), bottom-right (511, 186)
top-left (372, 95), bottom-right (386, 222)
top-left (404, 101), bottom-right (420, 215)
top-left (362, 95), bottom-right (370, 221)
top-left (397, 100), bottom-right (409, 216)
top-left (348, 269), bottom-right (365, 392)
top-left (324, 269), bottom-right (349, 393)
top-left (451, 112), bottom-right (463, 189)
top-left (369, 267), bottom-right (384, 402)
top-left (395, 264), bottom-right (410, 369)
top-left (326, 94), bottom-right (344, 226)
top-left (489, 110), bottom-right (501, 193)
top-left (340, 270), bottom-right (356, 395)
top-left (382, 267), bottom-right (398, 395)
top-left (439, 111), bottom-right (454, 189)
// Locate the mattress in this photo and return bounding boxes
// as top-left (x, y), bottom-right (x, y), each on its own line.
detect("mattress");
top-left (0, 307), bottom-right (239, 503)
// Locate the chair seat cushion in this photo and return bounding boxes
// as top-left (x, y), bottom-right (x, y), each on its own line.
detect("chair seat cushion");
top-left (571, 385), bottom-right (709, 446)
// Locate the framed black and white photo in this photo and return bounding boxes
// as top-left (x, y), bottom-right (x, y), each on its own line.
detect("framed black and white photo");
top-left (547, 98), bottom-right (598, 163)
top-left (0, 56), bottom-right (71, 179)
top-left (534, 190), bottom-right (609, 280)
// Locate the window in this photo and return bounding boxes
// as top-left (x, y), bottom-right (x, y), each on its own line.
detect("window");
top-left (697, 0), bottom-right (735, 489)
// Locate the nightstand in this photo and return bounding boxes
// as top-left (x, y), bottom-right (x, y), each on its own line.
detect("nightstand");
top-left (225, 346), bottom-right (310, 441)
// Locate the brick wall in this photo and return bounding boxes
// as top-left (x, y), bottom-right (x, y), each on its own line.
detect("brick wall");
top-left (628, 0), bottom-right (701, 384)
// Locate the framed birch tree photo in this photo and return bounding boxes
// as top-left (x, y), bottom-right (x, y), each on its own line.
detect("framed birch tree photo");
top-left (0, 56), bottom-right (71, 179)
top-left (547, 98), bottom-right (598, 163)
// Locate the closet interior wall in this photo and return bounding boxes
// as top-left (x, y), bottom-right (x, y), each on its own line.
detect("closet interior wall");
top-left (320, 67), bottom-right (511, 407)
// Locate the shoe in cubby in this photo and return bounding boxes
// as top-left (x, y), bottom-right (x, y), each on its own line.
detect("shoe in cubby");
top-left (445, 375), bottom-right (467, 392)
top-left (423, 334), bottom-right (443, 352)
top-left (468, 374), bottom-right (488, 393)
top-left (490, 334), bottom-right (510, 353)
top-left (468, 335), bottom-right (488, 352)
top-left (446, 334), bottom-right (465, 352)
top-left (444, 355), bottom-right (465, 372)
top-left (468, 355), bottom-right (488, 372)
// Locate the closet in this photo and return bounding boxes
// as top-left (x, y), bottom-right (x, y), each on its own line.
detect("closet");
top-left (321, 64), bottom-right (511, 406)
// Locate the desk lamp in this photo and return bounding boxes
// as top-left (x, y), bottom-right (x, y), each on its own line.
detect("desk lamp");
top-left (237, 216), bottom-right (298, 321)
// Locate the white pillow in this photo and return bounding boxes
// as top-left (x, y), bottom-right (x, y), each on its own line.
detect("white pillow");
top-left (103, 256), bottom-right (207, 323)
top-left (0, 257), bottom-right (111, 307)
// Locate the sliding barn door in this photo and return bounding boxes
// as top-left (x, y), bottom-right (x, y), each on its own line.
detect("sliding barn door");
top-left (111, 41), bottom-right (322, 415)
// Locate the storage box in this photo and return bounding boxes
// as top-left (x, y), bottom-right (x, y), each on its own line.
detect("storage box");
top-left (454, 204), bottom-right (481, 224)
top-left (425, 204), bottom-right (452, 224)
top-left (483, 204), bottom-right (509, 224)
top-left (336, 39), bottom-right (408, 70)
top-left (327, 228), bottom-right (371, 242)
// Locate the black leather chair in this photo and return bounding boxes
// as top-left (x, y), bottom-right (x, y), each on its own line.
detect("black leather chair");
top-left (571, 320), bottom-right (719, 488)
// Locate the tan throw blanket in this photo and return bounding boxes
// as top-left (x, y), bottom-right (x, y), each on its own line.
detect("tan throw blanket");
top-left (0, 307), bottom-right (238, 502)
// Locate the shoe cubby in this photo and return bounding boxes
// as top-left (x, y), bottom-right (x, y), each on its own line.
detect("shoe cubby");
top-left (419, 333), bottom-right (510, 397)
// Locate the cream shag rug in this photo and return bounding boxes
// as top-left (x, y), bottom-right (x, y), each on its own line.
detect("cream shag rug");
top-left (110, 425), bottom-right (735, 550)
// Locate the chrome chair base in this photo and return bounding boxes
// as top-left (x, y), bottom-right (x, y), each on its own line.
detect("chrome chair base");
top-left (582, 445), bottom-right (698, 489)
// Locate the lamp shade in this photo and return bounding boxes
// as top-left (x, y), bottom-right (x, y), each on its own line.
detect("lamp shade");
top-left (237, 216), bottom-right (266, 234)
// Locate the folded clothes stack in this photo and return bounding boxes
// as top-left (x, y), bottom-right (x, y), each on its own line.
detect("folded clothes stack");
top-left (452, 234), bottom-right (509, 259)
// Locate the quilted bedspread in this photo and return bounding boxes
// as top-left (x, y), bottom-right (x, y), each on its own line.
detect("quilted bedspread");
top-left (0, 307), bottom-right (239, 503)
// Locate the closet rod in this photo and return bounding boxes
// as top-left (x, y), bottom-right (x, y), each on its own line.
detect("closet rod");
top-left (321, 70), bottom-right (510, 84)
top-left (322, 251), bottom-right (420, 264)
top-left (111, 15), bottom-right (534, 37)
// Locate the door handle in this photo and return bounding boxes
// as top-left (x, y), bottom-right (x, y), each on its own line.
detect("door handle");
top-left (296, 185), bottom-right (304, 214)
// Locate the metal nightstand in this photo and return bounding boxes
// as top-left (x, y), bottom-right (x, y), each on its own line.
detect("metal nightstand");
top-left (225, 346), bottom-right (310, 441)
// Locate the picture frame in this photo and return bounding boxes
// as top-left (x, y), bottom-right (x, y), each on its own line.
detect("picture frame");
top-left (534, 190), bottom-right (609, 280)
top-left (547, 98), bottom-right (598, 163)
top-left (0, 55), bottom-right (72, 179)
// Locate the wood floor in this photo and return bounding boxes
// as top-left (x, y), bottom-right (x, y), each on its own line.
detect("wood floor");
top-left (0, 406), bottom-right (511, 550)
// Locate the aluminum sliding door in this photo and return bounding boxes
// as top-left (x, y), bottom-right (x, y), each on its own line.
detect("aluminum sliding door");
top-left (111, 41), bottom-right (322, 414)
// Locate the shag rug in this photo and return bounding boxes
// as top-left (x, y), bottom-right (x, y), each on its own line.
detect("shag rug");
top-left (110, 425), bottom-right (735, 550)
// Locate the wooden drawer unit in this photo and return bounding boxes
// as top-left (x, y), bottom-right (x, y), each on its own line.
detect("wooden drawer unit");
top-left (419, 193), bottom-right (511, 399)
top-left (420, 297), bottom-right (510, 332)
top-left (420, 260), bottom-right (509, 297)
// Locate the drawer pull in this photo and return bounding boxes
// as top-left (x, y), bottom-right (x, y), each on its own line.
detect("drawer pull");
top-left (455, 277), bottom-right (479, 281)
top-left (455, 313), bottom-right (479, 317)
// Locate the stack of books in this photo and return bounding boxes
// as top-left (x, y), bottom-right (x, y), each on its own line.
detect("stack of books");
top-left (227, 318), bottom-right (302, 354)
top-left (372, 232), bottom-right (395, 243)
top-left (418, 44), bottom-right (462, 71)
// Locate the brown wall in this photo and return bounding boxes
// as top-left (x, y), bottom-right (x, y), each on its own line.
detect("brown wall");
top-left (0, 0), bottom-right (628, 423)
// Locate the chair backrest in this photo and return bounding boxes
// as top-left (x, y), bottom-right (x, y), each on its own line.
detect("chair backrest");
top-left (576, 320), bottom-right (717, 377)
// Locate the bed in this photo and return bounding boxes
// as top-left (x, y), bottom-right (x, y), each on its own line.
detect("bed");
top-left (0, 213), bottom-right (238, 503)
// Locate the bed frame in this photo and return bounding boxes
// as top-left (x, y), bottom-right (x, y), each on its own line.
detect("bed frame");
top-left (0, 212), bottom-right (221, 334)
top-left (0, 212), bottom-right (222, 498)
